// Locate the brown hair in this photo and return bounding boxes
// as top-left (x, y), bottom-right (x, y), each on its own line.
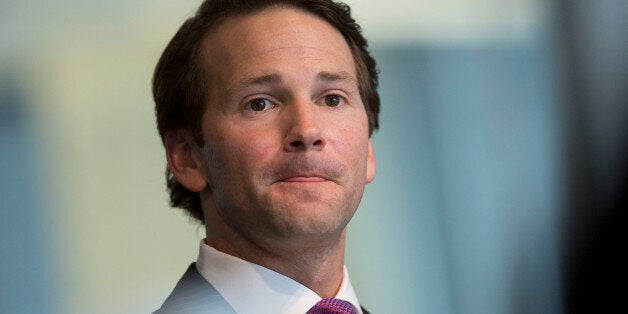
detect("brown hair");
top-left (153, 0), bottom-right (380, 223)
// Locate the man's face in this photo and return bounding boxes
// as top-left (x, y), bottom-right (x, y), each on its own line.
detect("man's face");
top-left (196, 7), bottom-right (376, 242)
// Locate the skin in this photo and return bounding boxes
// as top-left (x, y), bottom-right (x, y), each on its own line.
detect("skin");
top-left (165, 7), bottom-right (376, 298)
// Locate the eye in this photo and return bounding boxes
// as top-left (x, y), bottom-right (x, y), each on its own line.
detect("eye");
top-left (323, 94), bottom-right (344, 107)
top-left (246, 98), bottom-right (274, 111)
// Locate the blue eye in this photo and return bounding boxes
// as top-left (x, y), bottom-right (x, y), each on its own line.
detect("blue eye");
top-left (324, 94), bottom-right (344, 107)
top-left (247, 98), bottom-right (273, 111)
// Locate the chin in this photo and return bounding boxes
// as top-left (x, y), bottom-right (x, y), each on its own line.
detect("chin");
top-left (261, 202), bottom-right (354, 239)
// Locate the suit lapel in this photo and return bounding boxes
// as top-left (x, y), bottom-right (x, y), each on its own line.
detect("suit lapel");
top-left (154, 263), bottom-right (235, 314)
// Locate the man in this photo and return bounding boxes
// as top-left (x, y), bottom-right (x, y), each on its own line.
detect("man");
top-left (152, 0), bottom-right (380, 313)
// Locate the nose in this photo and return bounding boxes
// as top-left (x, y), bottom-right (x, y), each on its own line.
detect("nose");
top-left (283, 101), bottom-right (325, 152)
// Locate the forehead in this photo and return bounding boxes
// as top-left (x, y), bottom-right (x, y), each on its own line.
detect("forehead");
top-left (199, 7), bottom-right (356, 86)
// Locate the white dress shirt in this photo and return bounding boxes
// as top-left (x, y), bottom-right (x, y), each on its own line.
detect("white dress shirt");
top-left (195, 240), bottom-right (363, 314)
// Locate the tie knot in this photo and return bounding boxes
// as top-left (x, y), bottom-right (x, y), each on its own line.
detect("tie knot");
top-left (306, 298), bottom-right (357, 314)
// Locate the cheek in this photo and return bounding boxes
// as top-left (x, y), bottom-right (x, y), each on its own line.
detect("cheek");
top-left (210, 129), bottom-right (276, 171)
top-left (327, 137), bottom-right (348, 156)
top-left (328, 123), bottom-right (369, 159)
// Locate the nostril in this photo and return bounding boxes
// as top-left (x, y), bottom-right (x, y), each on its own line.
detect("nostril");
top-left (287, 138), bottom-right (324, 150)
top-left (290, 140), bottom-right (304, 147)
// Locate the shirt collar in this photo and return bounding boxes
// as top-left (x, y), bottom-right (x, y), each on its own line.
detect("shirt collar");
top-left (196, 240), bottom-right (362, 314)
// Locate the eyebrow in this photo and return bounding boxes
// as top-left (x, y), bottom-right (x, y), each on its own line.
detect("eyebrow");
top-left (316, 71), bottom-right (356, 83)
top-left (225, 74), bottom-right (282, 97)
top-left (240, 73), bottom-right (282, 86)
top-left (231, 70), bottom-right (357, 94)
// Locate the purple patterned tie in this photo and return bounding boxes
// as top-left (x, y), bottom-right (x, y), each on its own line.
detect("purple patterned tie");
top-left (306, 298), bottom-right (358, 314)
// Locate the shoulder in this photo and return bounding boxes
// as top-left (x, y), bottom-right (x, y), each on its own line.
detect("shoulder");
top-left (154, 263), bottom-right (235, 314)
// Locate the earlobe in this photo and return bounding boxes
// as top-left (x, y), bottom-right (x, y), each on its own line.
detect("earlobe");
top-left (164, 130), bottom-right (208, 192)
top-left (365, 139), bottom-right (376, 184)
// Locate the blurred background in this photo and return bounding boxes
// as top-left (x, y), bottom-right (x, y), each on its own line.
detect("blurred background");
top-left (1, 0), bottom-right (626, 313)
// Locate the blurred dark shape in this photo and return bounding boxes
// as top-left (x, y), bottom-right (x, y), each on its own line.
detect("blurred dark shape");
top-left (556, 0), bottom-right (628, 312)
top-left (567, 167), bottom-right (627, 313)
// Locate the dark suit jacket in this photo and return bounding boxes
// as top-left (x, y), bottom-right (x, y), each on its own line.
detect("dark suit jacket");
top-left (154, 263), bottom-right (371, 314)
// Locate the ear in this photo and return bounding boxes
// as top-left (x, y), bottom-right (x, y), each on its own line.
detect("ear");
top-left (164, 129), bottom-right (208, 192)
top-left (365, 138), bottom-right (376, 184)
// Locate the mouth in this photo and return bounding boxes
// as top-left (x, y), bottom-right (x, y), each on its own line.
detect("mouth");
top-left (270, 159), bottom-right (344, 184)
top-left (281, 176), bottom-right (327, 183)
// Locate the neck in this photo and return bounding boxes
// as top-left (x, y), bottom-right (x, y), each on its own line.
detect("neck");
top-left (204, 208), bottom-right (347, 298)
